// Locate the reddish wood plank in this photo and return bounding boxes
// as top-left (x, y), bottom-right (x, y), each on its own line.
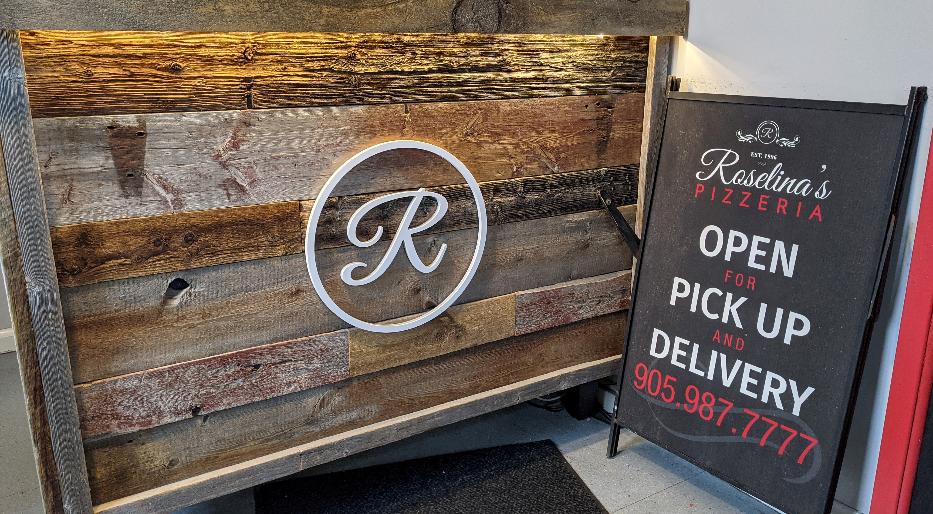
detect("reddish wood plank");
top-left (515, 271), bottom-right (633, 335)
top-left (75, 331), bottom-right (348, 440)
top-left (94, 357), bottom-right (620, 514)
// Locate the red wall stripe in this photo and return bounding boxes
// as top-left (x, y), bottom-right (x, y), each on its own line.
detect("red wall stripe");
top-left (872, 132), bottom-right (933, 514)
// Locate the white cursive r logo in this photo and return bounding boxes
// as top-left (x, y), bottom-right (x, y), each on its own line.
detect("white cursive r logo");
top-left (341, 188), bottom-right (450, 286)
top-left (305, 140), bottom-right (487, 333)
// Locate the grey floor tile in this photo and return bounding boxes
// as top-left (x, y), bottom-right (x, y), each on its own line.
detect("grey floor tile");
top-left (570, 429), bottom-right (705, 512)
top-left (830, 500), bottom-right (860, 514)
top-left (509, 404), bottom-right (608, 452)
top-left (615, 471), bottom-right (778, 514)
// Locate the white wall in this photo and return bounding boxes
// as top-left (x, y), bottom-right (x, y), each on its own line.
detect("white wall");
top-left (0, 263), bottom-right (14, 354)
top-left (671, 1), bottom-right (933, 511)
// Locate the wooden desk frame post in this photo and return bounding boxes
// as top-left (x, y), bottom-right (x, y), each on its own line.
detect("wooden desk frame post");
top-left (0, 29), bottom-right (93, 513)
top-left (607, 35), bottom-right (675, 457)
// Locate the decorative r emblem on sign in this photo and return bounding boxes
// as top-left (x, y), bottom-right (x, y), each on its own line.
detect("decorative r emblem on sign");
top-left (736, 120), bottom-right (800, 147)
top-left (305, 140), bottom-right (487, 333)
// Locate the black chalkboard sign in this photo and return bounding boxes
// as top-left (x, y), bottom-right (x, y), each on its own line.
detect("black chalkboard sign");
top-left (608, 89), bottom-right (926, 514)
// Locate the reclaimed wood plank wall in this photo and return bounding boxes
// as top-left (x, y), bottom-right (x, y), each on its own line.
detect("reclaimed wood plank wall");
top-left (2, 1), bottom-right (689, 35)
top-left (17, 29), bottom-right (648, 508)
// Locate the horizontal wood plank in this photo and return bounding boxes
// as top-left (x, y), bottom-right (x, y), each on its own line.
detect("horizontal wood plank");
top-left (2, 1), bottom-right (688, 35)
top-left (305, 166), bottom-right (638, 250)
top-left (76, 332), bottom-right (348, 440)
top-left (94, 355), bottom-right (620, 514)
top-left (64, 207), bottom-right (635, 384)
top-left (21, 31), bottom-right (648, 118)
top-left (52, 166), bottom-right (636, 286)
top-left (76, 269), bottom-right (630, 439)
top-left (348, 294), bottom-right (516, 378)
top-left (34, 93), bottom-right (644, 225)
top-left (52, 201), bottom-right (303, 286)
top-left (350, 269), bottom-right (634, 377)
top-left (516, 271), bottom-right (633, 335)
top-left (84, 312), bottom-right (627, 504)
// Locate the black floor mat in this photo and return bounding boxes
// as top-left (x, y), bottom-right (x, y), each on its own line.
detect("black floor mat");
top-left (254, 440), bottom-right (607, 514)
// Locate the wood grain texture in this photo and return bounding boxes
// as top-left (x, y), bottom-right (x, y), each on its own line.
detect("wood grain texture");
top-left (52, 166), bottom-right (636, 286)
top-left (305, 166), bottom-right (638, 251)
top-left (77, 269), bottom-right (630, 439)
top-left (63, 208), bottom-right (634, 384)
top-left (1, 0), bottom-right (688, 35)
top-left (94, 356), bottom-right (619, 514)
top-left (637, 36), bottom-right (674, 235)
top-left (52, 201), bottom-right (303, 286)
top-left (76, 331), bottom-right (349, 440)
top-left (20, 31), bottom-right (648, 118)
top-left (350, 268), bottom-right (633, 376)
top-left (515, 270), bottom-right (633, 335)
top-left (34, 93), bottom-right (644, 225)
top-left (348, 294), bottom-right (516, 377)
top-left (84, 312), bottom-right (627, 505)
top-left (0, 141), bottom-right (64, 511)
top-left (0, 30), bottom-right (92, 513)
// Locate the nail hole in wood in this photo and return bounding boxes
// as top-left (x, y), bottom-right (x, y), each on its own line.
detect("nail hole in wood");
top-left (163, 278), bottom-right (191, 307)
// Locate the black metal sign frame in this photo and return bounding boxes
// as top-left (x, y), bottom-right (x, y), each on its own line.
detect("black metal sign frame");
top-left (606, 85), bottom-right (926, 514)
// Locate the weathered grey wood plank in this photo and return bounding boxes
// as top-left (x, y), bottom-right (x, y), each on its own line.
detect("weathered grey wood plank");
top-left (35, 93), bottom-right (644, 225)
top-left (0, 139), bottom-right (64, 512)
top-left (76, 331), bottom-right (349, 440)
top-left (76, 269), bottom-right (631, 439)
top-left (0, 30), bottom-right (92, 513)
top-left (52, 166), bottom-right (636, 287)
top-left (1, 1), bottom-right (688, 36)
top-left (21, 31), bottom-right (648, 118)
top-left (63, 207), bottom-right (635, 384)
top-left (94, 355), bottom-right (619, 514)
top-left (84, 313), bottom-right (626, 505)
top-left (637, 36), bottom-right (674, 235)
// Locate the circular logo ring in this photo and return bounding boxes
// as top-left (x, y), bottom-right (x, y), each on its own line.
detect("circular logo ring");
top-left (755, 120), bottom-right (780, 145)
top-left (305, 140), bottom-right (488, 333)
